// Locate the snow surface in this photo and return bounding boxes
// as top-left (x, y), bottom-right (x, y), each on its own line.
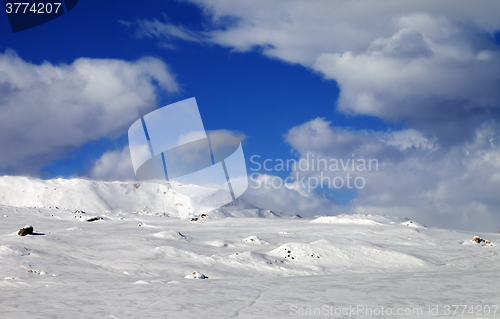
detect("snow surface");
top-left (0, 177), bottom-right (499, 318)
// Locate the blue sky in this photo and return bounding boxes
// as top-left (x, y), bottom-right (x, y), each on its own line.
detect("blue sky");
top-left (0, 0), bottom-right (500, 230)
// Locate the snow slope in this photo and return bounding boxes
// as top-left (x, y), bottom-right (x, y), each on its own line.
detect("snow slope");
top-left (0, 177), bottom-right (499, 318)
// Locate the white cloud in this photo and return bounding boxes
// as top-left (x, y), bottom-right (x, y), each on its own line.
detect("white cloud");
top-left (0, 50), bottom-right (178, 174)
top-left (88, 129), bottom-right (248, 182)
top-left (284, 118), bottom-right (500, 232)
top-left (380, 129), bottom-right (437, 151)
top-left (207, 129), bottom-right (247, 143)
top-left (88, 146), bottom-right (137, 182)
top-left (242, 173), bottom-right (342, 217)
top-left (136, 0), bottom-right (500, 144)
top-left (136, 18), bottom-right (204, 43)
top-left (177, 130), bottom-right (207, 145)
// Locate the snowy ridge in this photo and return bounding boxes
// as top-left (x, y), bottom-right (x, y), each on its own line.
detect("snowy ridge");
top-left (0, 176), bottom-right (280, 219)
top-left (311, 214), bottom-right (426, 228)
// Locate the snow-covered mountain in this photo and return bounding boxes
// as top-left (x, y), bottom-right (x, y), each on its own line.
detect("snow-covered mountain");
top-left (0, 176), bottom-right (283, 219)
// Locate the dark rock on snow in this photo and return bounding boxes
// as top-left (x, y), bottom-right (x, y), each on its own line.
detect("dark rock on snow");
top-left (18, 225), bottom-right (33, 236)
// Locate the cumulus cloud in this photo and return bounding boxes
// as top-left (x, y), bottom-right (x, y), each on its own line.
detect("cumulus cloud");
top-left (135, 0), bottom-right (500, 145)
top-left (0, 50), bottom-right (178, 174)
top-left (88, 146), bottom-right (137, 182)
top-left (313, 21), bottom-right (500, 144)
top-left (241, 173), bottom-right (342, 217)
top-left (284, 118), bottom-right (500, 232)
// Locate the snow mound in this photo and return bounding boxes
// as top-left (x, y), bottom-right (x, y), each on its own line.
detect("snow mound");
top-left (243, 236), bottom-right (268, 245)
top-left (268, 239), bottom-right (428, 270)
top-left (311, 214), bottom-right (383, 225)
top-left (153, 230), bottom-right (187, 241)
top-left (137, 222), bottom-right (156, 228)
top-left (202, 240), bottom-right (229, 248)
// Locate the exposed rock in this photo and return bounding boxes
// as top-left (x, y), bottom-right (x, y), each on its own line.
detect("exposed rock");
top-left (473, 236), bottom-right (493, 246)
top-left (18, 225), bottom-right (33, 236)
top-left (185, 271), bottom-right (207, 279)
top-left (73, 210), bottom-right (86, 219)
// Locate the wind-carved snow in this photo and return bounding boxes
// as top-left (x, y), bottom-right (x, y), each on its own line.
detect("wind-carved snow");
top-left (153, 230), bottom-right (187, 240)
top-left (0, 246), bottom-right (33, 257)
top-left (0, 177), bottom-right (498, 317)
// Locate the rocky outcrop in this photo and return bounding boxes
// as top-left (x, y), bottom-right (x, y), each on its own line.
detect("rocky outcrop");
top-left (17, 225), bottom-right (33, 236)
